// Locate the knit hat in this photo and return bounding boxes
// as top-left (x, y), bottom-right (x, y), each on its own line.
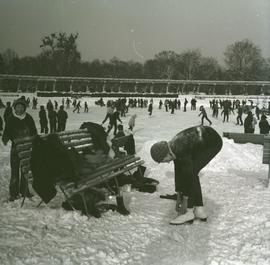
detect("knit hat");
top-left (13, 97), bottom-right (27, 109)
top-left (150, 141), bottom-right (169, 163)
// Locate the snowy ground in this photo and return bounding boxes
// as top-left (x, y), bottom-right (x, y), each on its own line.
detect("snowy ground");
top-left (0, 95), bottom-right (269, 265)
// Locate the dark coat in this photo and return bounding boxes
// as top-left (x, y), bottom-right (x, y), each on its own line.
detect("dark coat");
top-left (244, 115), bottom-right (253, 133)
top-left (80, 122), bottom-right (110, 154)
top-left (2, 113), bottom-right (37, 145)
top-left (170, 126), bottom-right (223, 192)
top-left (39, 109), bottom-right (48, 124)
top-left (259, 119), bottom-right (270, 134)
top-left (30, 134), bottom-right (79, 203)
top-left (57, 109), bottom-right (68, 122)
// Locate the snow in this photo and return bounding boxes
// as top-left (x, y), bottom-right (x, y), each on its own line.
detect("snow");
top-left (0, 94), bottom-right (270, 265)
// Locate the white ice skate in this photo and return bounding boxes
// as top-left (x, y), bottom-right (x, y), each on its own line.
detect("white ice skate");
top-left (169, 208), bottom-right (195, 225)
top-left (193, 206), bottom-right (208, 222)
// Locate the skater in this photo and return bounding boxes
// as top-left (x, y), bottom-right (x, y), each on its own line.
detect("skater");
top-left (259, 114), bottom-right (270, 134)
top-left (236, 105), bottom-right (243, 125)
top-left (2, 97), bottom-right (37, 201)
top-left (57, 105), bottom-right (68, 132)
top-left (148, 102), bottom-right (153, 116)
top-left (39, 105), bottom-right (48, 134)
top-left (48, 108), bottom-right (57, 133)
top-left (102, 109), bottom-right (122, 135)
top-left (198, 106), bottom-right (212, 126)
top-left (150, 125), bottom-right (222, 225)
top-left (84, 102), bottom-right (89, 113)
top-left (183, 98), bottom-right (188, 112)
top-left (73, 101), bottom-right (81, 113)
top-left (244, 111), bottom-right (256, 133)
top-left (128, 114), bottom-right (137, 131)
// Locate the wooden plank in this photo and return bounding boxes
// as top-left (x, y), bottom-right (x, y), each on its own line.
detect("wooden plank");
top-left (112, 135), bottom-right (130, 147)
top-left (65, 138), bottom-right (92, 148)
top-left (63, 159), bottom-right (144, 196)
top-left (223, 132), bottom-right (264, 145)
top-left (20, 143), bottom-right (94, 168)
top-left (60, 133), bottom-right (91, 142)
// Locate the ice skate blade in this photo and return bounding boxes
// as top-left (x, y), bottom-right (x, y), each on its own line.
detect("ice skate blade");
top-left (169, 219), bottom-right (194, 225)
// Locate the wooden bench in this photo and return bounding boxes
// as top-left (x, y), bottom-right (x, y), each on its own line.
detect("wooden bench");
top-left (223, 132), bottom-right (264, 145)
top-left (262, 135), bottom-right (270, 187)
top-left (111, 134), bottom-right (133, 158)
top-left (14, 129), bottom-right (144, 215)
top-left (224, 132), bottom-right (270, 187)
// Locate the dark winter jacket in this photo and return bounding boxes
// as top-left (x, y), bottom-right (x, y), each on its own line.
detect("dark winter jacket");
top-left (2, 113), bottom-right (37, 145)
top-left (80, 122), bottom-right (110, 154)
top-left (244, 115), bottom-right (254, 133)
top-left (57, 109), bottom-right (68, 122)
top-left (169, 126), bottom-right (222, 192)
top-left (259, 119), bottom-right (270, 134)
top-left (48, 110), bottom-right (57, 123)
top-left (30, 134), bottom-right (80, 203)
top-left (39, 109), bottom-right (48, 124)
top-left (124, 134), bottom-right (136, 155)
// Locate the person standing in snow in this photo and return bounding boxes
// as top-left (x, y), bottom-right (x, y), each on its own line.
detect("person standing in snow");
top-left (259, 114), bottom-right (270, 134)
top-left (244, 111), bottom-right (256, 133)
top-left (148, 102), bottom-right (153, 116)
top-left (128, 114), bottom-right (137, 131)
top-left (150, 125), bottom-right (222, 225)
top-left (57, 105), bottom-right (68, 132)
top-left (198, 106), bottom-right (212, 126)
top-left (2, 97), bottom-right (37, 201)
top-left (39, 105), bottom-right (48, 134)
top-left (102, 108), bottom-right (122, 135)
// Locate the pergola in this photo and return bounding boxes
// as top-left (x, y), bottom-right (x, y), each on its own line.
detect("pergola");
top-left (0, 74), bottom-right (270, 95)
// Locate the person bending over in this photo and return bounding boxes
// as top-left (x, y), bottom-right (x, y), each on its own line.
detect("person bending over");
top-left (150, 125), bottom-right (222, 225)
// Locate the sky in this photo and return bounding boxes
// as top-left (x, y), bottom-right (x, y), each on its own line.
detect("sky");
top-left (0, 0), bottom-right (270, 64)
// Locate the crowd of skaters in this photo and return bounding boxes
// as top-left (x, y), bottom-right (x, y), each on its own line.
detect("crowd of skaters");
top-left (1, 95), bottom-right (270, 139)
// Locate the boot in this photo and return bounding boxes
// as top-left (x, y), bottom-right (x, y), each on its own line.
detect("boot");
top-left (194, 206), bottom-right (208, 222)
top-left (170, 208), bottom-right (195, 225)
top-left (116, 196), bottom-right (130, 216)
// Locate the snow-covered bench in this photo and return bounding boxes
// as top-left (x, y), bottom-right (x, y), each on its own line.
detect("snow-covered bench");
top-left (223, 132), bottom-right (264, 145)
top-left (223, 132), bottom-right (270, 187)
top-left (14, 129), bottom-right (144, 215)
top-left (262, 135), bottom-right (270, 187)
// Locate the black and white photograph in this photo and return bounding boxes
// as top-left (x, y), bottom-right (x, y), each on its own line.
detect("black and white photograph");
top-left (0, 0), bottom-right (270, 264)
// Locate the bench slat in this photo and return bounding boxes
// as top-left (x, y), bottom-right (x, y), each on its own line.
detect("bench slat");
top-left (223, 132), bottom-right (264, 145)
top-left (63, 159), bottom-right (144, 196)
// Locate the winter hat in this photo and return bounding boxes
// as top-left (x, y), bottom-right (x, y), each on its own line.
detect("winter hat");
top-left (117, 124), bottom-right (123, 131)
top-left (261, 114), bottom-right (267, 120)
top-left (13, 97), bottom-right (27, 109)
top-left (150, 141), bottom-right (169, 163)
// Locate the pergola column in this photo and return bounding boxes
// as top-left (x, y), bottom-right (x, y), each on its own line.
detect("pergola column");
top-left (35, 79), bottom-right (39, 92)
top-left (181, 84), bottom-right (185, 94)
top-left (118, 82), bottom-right (122, 93)
top-left (150, 83), bottom-right (154, 93)
top-left (197, 84), bottom-right (200, 94)
top-left (69, 80), bottom-right (73, 92)
top-left (166, 83), bottom-right (169, 94)
top-left (260, 85), bottom-right (264, 95)
top-left (134, 82), bottom-right (138, 93)
top-left (53, 80), bottom-right (57, 92)
top-left (17, 79), bottom-right (21, 92)
top-left (213, 84), bottom-right (216, 95)
top-left (102, 81), bottom-right (106, 93)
